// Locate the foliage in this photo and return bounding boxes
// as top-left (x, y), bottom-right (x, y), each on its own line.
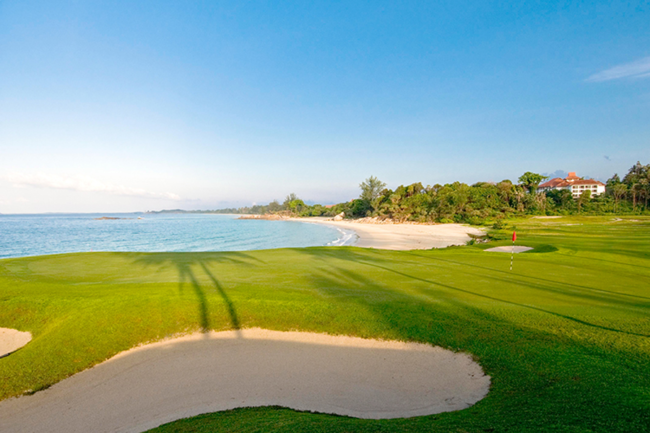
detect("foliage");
top-left (349, 199), bottom-right (371, 217)
top-left (151, 163), bottom-right (650, 222)
top-left (358, 176), bottom-right (387, 214)
top-left (577, 190), bottom-right (591, 213)
top-left (517, 172), bottom-right (548, 193)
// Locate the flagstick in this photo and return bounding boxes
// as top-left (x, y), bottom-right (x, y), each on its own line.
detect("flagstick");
top-left (510, 231), bottom-right (516, 271)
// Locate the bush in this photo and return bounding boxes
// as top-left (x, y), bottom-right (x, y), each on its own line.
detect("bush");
top-left (492, 220), bottom-right (507, 230)
top-left (349, 199), bottom-right (371, 217)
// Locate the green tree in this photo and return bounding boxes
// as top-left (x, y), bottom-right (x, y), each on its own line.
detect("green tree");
top-left (640, 178), bottom-right (650, 209)
top-left (547, 189), bottom-right (573, 210)
top-left (359, 176), bottom-right (387, 206)
top-left (606, 173), bottom-right (621, 190)
top-left (349, 199), bottom-right (371, 217)
top-left (577, 190), bottom-right (591, 213)
top-left (622, 161), bottom-right (646, 184)
top-left (518, 172), bottom-right (548, 194)
top-left (288, 199), bottom-right (305, 214)
top-left (267, 200), bottom-right (282, 213)
top-left (283, 193), bottom-right (300, 210)
top-left (612, 184), bottom-right (627, 213)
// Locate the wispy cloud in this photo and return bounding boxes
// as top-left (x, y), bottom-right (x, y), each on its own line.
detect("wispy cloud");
top-left (7, 174), bottom-right (181, 200)
top-left (586, 56), bottom-right (650, 82)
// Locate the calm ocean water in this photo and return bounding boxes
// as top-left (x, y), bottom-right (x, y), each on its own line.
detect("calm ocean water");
top-left (0, 213), bottom-right (356, 259)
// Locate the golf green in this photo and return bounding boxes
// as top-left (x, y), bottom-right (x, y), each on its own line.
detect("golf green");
top-left (1, 216), bottom-right (648, 432)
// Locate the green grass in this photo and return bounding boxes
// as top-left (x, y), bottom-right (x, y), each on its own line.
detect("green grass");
top-left (1, 215), bottom-right (649, 432)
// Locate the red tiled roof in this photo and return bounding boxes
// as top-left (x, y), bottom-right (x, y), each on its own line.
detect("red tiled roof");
top-left (569, 179), bottom-right (605, 186)
top-left (539, 174), bottom-right (605, 189)
top-left (539, 178), bottom-right (569, 188)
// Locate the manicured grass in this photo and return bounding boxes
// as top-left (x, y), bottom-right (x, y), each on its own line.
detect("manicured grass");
top-left (1, 216), bottom-right (649, 432)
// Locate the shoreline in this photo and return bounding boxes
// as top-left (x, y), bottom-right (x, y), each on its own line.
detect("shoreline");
top-left (292, 217), bottom-right (484, 250)
top-left (1, 214), bottom-right (484, 259)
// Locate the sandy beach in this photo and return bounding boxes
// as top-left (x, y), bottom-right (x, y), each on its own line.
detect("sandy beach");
top-left (0, 328), bottom-right (490, 433)
top-left (294, 217), bottom-right (484, 250)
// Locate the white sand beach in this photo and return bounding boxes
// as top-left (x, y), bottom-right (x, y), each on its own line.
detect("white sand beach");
top-left (0, 328), bottom-right (490, 433)
top-left (0, 328), bottom-right (31, 358)
top-left (295, 218), bottom-right (484, 250)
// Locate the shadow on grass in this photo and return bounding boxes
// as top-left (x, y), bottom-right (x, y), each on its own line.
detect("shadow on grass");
top-left (127, 252), bottom-right (260, 334)
top-left (404, 251), bottom-right (650, 302)
top-left (365, 260), bottom-right (650, 339)
top-left (295, 248), bottom-right (650, 338)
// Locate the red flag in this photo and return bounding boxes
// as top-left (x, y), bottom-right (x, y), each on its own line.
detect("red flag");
top-left (512, 231), bottom-right (517, 242)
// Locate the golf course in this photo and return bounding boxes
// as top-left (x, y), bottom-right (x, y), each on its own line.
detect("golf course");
top-left (1, 216), bottom-right (649, 432)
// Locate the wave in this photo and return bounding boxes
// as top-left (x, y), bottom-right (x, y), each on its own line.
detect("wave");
top-left (327, 227), bottom-right (359, 247)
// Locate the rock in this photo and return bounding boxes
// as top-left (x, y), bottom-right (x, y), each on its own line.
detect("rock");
top-left (333, 212), bottom-right (345, 221)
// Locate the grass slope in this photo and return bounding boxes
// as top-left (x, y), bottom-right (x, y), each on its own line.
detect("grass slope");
top-left (1, 216), bottom-right (649, 432)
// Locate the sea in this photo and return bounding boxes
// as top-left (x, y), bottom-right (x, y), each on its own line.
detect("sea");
top-left (0, 213), bottom-right (357, 259)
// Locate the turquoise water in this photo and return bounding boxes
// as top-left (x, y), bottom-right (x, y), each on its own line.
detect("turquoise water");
top-left (0, 213), bottom-right (355, 259)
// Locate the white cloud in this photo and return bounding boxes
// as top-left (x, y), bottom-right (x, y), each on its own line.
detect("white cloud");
top-left (586, 56), bottom-right (650, 82)
top-left (6, 173), bottom-right (181, 201)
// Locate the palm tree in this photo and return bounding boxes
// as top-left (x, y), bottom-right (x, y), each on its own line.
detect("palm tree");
top-left (577, 190), bottom-right (591, 213)
top-left (639, 178), bottom-right (649, 209)
top-left (612, 183), bottom-right (627, 213)
top-left (631, 183), bottom-right (643, 211)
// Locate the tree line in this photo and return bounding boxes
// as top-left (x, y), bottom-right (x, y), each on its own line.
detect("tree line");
top-left (330, 163), bottom-right (649, 224)
top-left (154, 161), bottom-right (650, 224)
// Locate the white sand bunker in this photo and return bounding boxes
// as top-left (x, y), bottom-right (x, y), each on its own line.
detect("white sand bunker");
top-left (0, 328), bottom-right (32, 358)
top-left (0, 328), bottom-right (490, 433)
top-left (485, 246), bottom-right (533, 253)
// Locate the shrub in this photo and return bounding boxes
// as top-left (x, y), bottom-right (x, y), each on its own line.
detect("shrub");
top-left (492, 220), bottom-right (507, 230)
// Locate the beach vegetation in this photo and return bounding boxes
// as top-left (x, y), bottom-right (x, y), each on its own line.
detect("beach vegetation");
top-left (149, 161), bottom-right (650, 223)
top-left (359, 176), bottom-right (387, 213)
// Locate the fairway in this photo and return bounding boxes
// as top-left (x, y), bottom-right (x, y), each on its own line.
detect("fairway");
top-left (1, 216), bottom-right (649, 432)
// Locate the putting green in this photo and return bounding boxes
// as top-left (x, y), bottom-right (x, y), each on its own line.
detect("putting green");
top-left (0, 216), bottom-right (648, 432)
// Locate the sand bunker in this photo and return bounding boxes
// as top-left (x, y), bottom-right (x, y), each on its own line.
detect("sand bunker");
top-left (0, 328), bottom-right (31, 358)
top-left (0, 328), bottom-right (490, 433)
top-left (485, 246), bottom-right (533, 253)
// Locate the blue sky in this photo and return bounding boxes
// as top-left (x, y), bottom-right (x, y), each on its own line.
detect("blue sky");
top-left (1, 1), bottom-right (649, 212)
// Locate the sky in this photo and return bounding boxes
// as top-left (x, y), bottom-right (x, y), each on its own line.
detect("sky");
top-left (1, 1), bottom-right (649, 213)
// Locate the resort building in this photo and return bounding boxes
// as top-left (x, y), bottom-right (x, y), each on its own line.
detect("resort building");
top-left (538, 172), bottom-right (606, 198)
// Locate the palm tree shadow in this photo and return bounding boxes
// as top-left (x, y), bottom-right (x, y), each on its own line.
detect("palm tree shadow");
top-left (199, 262), bottom-right (241, 333)
top-left (358, 259), bottom-right (650, 338)
top-left (293, 248), bottom-right (650, 338)
top-left (127, 252), bottom-right (257, 336)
